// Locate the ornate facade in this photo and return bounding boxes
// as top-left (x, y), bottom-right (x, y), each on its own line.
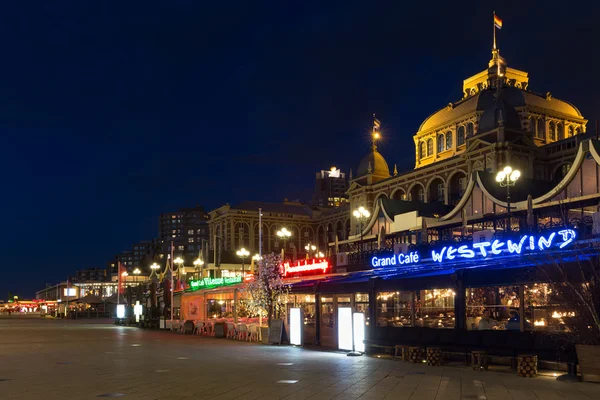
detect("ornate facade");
top-left (208, 200), bottom-right (349, 256)
top-left (346, 45), bottom-right (591, 241)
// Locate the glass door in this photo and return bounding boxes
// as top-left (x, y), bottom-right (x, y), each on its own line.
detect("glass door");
top-left (320, 297), bottom-right (335, 347)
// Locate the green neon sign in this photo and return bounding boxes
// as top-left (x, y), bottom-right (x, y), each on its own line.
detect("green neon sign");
top-left (188, 276), bottom-right (242, 291)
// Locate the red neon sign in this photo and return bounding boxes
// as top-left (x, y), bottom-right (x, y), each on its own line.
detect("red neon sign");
top-left (282, 259), bottom-right (330, 277)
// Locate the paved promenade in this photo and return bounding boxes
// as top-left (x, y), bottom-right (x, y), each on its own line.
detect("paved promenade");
top-left (1, 316), bottom-right (599, 400)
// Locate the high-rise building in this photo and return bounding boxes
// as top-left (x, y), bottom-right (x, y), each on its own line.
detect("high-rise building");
top-left (312, 166), bottom-right (349, 207)
top-left (159, 206), bottom-right (209, 264)
top-left (116, 240), bottom-right (156, 273)
top-left (73, 268), bottom-right (107, 282)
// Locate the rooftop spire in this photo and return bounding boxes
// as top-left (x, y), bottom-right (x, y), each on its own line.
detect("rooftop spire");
top-left (372, 113), bottom-right (381, 151)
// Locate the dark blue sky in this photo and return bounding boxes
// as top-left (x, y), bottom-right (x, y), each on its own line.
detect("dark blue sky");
top-left (1, 1), bottom-right (599, 298)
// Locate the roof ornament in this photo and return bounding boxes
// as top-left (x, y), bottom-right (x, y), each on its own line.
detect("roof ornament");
top-left (393, 164), bottom-right (398, 176)
top-left (367, 160), bottom-right (372, 174)
top-left (349, 168), bottom-right (353, 180)
top-left (372, 113), bottom-right (381, 151)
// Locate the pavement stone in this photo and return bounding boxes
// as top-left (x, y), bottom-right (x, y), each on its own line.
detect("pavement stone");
top-left (1, 316), bottom-right (600, 400)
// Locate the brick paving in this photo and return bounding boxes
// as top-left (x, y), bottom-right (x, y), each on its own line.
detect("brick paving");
top-left (1, 316), bottom-right (599, 399)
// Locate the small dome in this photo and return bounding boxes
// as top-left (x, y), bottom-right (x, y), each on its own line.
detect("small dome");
top-left (478, 95), bottom-right (522, 133)
top-left (356, 149), bottom-right (391, 180)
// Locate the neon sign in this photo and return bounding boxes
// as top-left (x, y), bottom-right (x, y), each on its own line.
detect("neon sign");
top-left (282, 259), bottom-right (330, 277)
top-left (431, 229), bottom-right (576, 263)
top-left (369, 229), bottom-right (577, 268)
top-left (189, 276), bottom-right (242, 291)
top-left (371, 252), bottom-right (419, 267)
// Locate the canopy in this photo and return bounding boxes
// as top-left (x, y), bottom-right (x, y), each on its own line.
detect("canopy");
top-left (104, 293), bottom-right (126, 304)
top-left (77, 294), bottom-right (103, 304)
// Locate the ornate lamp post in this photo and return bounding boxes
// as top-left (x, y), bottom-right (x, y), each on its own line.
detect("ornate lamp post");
top-left (193, 258), bottom-right (204, 280)
top-left (496, 166), bottom-right (521, 232)
top-left (353, 206), bottom-right (371, 251)
top-left (304, 243), bottom-right (317, 258)
top-left (276, 227), bottom-right (292, 257)
top-left (236, 248), bottom-right (250, 277)
top-left (133, 268), bottom-right (141, 284)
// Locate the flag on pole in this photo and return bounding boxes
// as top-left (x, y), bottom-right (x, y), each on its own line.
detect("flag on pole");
top-left (118, 262), bottom-right (127, 294)
top-left (494, 14), bottom-right (503, 29)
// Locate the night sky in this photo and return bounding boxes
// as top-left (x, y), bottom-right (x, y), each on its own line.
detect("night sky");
top-left (2, 1), bottom-right (599, 299)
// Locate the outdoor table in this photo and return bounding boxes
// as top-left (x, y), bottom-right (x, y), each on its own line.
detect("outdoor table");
top-left (471, 351), bottom-right (488, 371)
top-left (394, 345), bottom-right (409, 362)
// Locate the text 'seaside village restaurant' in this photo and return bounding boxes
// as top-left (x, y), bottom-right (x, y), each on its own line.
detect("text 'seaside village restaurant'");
top-left (282, 40), bottom-right (600, 358)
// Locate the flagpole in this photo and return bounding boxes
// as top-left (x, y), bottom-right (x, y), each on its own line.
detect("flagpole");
top-left (170, 241), bottom-right (174, 322)
top-left (493, 10), bottom-right (496, 50)
top-left (65, 277), bottom-right (69, 318)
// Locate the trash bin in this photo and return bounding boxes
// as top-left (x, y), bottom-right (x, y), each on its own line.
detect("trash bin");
top-left (214, 322), bottom-right (226, 338)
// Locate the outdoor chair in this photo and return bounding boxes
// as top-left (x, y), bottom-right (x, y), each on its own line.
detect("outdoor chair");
top-left (237, 323), bottom-right (248, 341)
top-left (204, 321), bottom-right (213, 336)
top-left (194, 321), bottom-right (204, 335)
top-left (226, 322), bottom-right (236, 339)
top-left (248, 324), bottom-right (259, 342)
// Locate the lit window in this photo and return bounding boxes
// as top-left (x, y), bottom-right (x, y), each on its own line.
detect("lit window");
top-left (178, 246), bottom-right (185, 251)
top-left (466, 122), bottom-right (474, 137)
top-left (418, 188), bottom-right (424, 202)
top-left (445, 132), bottom-right (452, 150)
top-left (188, 229), bottom-right (194, 235)
top-left (437, 134), bottom-right (444, 153)
top-left (427, 139), bottom-right (433, 156)
top-left (457, 126), bottom-right (465, 146)
top-left (419, 142), bottom-right (425, 159)
top-left (188, 238), bottom-right (194, 243)
top-left (437, 184), bottom-right (445, 203)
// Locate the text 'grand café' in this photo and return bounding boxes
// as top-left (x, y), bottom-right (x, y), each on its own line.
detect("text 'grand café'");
top-left (180, 37), bottom-right (600, 359)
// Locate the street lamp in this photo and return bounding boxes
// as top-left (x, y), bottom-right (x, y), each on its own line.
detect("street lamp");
top-left (150, 262), bottom-right (160, 271)
top-left (276, 227), bottom-right (292, 255)
top-left (304, 243), bottom-right (317, 258)
top-left (133, 268), bottom-right (141, 284)
top-left (496, 166), bottom-right (521, 232)
top-left (236, 248), bottom-right (250, 277)
top-left (193, 258), bottom-right (204, 279)
top-left (174, 257), bottom-right (184, 280)
top-left (353, 206), bottom-right (371, 251)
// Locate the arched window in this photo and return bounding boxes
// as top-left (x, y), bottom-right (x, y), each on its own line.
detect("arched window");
top-left (557, 123), bottom-right (564, 140)
top-left (529, 118), bottom-right (536, 135)
top-left (437, 134), bottom-right (445, 153)
top-left (437, 183), bottom-right (445, 203)
top-left (549, 121), bottom-right (556, 141)
top-left (539, 119), bottom-right (546, 139)
top-left (445, 131), bottom-right (452, 150)
top-left (427, 139), bottom-right (433, 156)
top-left (466, 122), bottom-right (474, 137)
top-left (419, 142), bottom-right (425, 159)
top-left (568, 125), bottom-right (574, 137)
top-left (417, 188), bottom-right (424, 202)
top-left (457, 126), bottom-right (465, 146)
top-left (575, 126), bottom-right (581, 135)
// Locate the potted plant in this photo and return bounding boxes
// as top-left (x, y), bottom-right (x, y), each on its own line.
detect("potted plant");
top-left (536, 246), bottom-right (600, 382)
top-left (242, 253), bottom-right (289, 344)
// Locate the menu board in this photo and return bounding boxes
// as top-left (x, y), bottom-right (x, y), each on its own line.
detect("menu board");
top-left (268, 319), bottom-right (284, 345)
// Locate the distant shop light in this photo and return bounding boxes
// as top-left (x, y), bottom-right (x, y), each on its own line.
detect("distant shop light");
top-left (188, 276), bottom-right (242, 291)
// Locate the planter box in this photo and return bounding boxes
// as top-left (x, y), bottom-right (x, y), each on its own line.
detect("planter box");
top-left (576, 344), bottom-right (600, 383)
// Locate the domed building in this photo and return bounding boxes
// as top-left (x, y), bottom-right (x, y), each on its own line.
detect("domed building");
top-left (413, 49), bottom-right (586, 169)
top-left (345, 40), bottom-right (592, 243)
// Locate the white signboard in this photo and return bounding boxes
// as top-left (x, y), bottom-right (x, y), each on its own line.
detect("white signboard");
top-left (338, 307), bottom-right (352, 351)
top-left (289, 308), bottom-right (302, 346)
top-left (353, 313), bottom-right (365, 353)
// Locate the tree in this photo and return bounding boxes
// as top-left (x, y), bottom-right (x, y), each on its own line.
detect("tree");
top-left (242, 253), bottom-right (289, 327)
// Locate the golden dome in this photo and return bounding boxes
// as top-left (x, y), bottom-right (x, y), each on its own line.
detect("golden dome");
top-left (356, 150), bottom-right (391, 181)
top-left (418, 87), bottom-right (582, 134)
